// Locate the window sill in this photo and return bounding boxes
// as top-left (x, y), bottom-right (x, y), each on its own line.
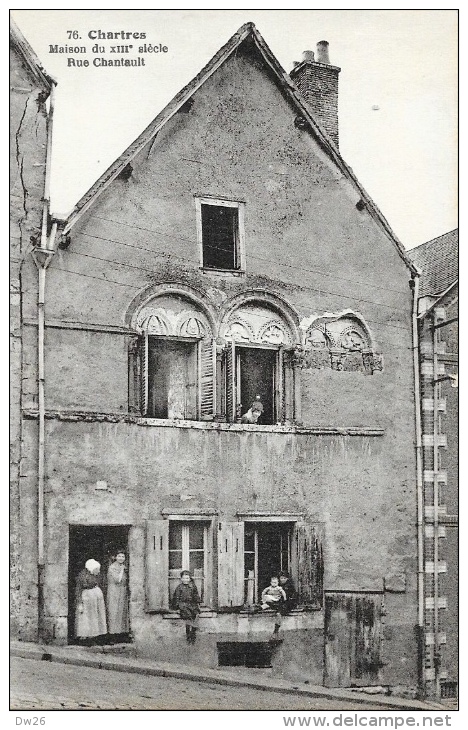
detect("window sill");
top-left (24, 410), bottom-right (385, 437)
top-left (162, 609), bottom-right (217, 619)
top-left (136, 418), bottom-right (385, 437)
top-left (200, 267), bottom-right (245, 277)
top-left (239, 606), bottom-right (321, 615)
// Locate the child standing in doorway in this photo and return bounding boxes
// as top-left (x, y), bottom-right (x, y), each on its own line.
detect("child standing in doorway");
top-left (171, 570), bottom-right (201, 644)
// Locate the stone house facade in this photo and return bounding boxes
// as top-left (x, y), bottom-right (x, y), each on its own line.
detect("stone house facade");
top-left (410, 231), bottom-right (458, 700)
top-left (14, 23), bottom-right (422, 690)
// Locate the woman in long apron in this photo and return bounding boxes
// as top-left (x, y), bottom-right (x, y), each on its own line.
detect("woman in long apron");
top-left (106, 550), bottom-right (129, 641)
top-left (75, 558), bottom-right (107, 644)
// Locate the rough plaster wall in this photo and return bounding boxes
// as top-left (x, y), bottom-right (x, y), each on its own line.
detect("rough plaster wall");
top-left (23, 416), bottom-right (418, 684)
top-left (10, 46), bottom-right (48, 637)
top-left (44, 329), bottom-right (129, 412)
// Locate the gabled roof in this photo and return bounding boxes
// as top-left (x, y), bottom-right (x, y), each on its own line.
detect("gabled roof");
top-left (10, 17), bottom-right (56, 92)
top-left (61, 22), bottom-right (416, 274)
top-left (409, 229), bottom-right (458, 297)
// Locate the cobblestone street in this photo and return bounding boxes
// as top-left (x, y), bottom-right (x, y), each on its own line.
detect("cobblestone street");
top-left (11, 657), bottom-right (384, 711)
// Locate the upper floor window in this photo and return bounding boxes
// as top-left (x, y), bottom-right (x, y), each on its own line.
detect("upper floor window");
top-left (196, 197), bottom-right (245, 272)
top-left (129, 296), bottom-right (216, 421)
top-left (221, 302), bottom-right (297, 424)
top-left (147, 337), bottom-right (198, 419)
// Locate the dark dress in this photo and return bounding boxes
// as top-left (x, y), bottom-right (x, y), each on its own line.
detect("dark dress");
top-left (279, 579), bottom-right (298, 615)
top-left (171, 582), bottom-right (201, 623)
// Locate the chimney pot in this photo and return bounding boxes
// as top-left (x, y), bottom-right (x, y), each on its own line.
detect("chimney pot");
top-left (302, 50), bottom-right (315, 62)
top-left (316, 40), bottom-right (330, 64)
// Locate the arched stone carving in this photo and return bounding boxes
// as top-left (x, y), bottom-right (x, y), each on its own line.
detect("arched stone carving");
top-left (136, 308), bottom-right (171, 335)
top-left (305, 324), bottom-right (335, 349)
top-left (340, 327), bottom-right (366, 352)
top-left (126, 283), bottom-right (217, 335)
top-left (258, 319), bottom-right (290, 345)
top-left (178, 312), bottom-right (207, 338)
top-left (222, 304), bottom-right (294, 346)
top-left (298, 312), bottom-right (382, 374)
top-left (224, 317), bottom-right (256, 343)
top-left (220, 290), bottom-right (300, 346)
top-left (133, 297), bottom-right (211, 338)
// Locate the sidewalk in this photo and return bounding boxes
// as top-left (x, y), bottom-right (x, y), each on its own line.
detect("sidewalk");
top-left (11, 640), bottom-right (447, 711)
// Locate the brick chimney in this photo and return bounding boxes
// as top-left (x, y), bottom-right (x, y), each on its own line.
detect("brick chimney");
top-left (290, 42), bottom-right (341, 147)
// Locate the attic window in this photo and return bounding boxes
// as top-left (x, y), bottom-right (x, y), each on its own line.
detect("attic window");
top-left (196, 198), bottom-right (245, 271)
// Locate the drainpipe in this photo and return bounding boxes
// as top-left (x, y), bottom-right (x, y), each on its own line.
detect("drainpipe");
top-left (31, 225), bottom-right (56, 639)
top-left (30, 79), bottom-right (57, 641)
top-left (411, 274), bottom-right (425, 695)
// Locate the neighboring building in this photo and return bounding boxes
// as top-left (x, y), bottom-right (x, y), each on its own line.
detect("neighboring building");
top-left (410, 231), bottom-right (458, 700)
top-left (10, 19), bottom-right (55, 638)
top-left (15, 24), bottom-right (422, 690)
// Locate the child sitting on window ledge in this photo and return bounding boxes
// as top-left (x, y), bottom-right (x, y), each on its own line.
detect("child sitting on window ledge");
top-left (171, 570), bottom-right (200, 644)
top-left (261, 575), bottom-right (287, 636)
top-left (261, 575), bottom-right (286, 609)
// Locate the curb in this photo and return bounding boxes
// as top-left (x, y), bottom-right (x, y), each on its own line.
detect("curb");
top-left (11, 642), bottom-right (444, 711)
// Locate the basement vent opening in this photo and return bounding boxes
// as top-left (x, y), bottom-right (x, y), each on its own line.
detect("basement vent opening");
top-left (217, 640), bottom-right (281, 668)
top-left (440, 680), bottom-right (457, 699)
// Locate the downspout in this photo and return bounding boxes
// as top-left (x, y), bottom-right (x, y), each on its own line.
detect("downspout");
top-left (32, 79), bottom-right (57, 640)
top-left (411, 274), bottom-right (425, 695)
top-left (31, 226), bottom-right (56, 639)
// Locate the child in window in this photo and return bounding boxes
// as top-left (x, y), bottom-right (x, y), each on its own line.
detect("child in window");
top-left (261, 575), bottom-right (287, 636)
top-left (171, 570), bottom-right (200, 644)
top-left (261, 575), bottom-right (286, 609)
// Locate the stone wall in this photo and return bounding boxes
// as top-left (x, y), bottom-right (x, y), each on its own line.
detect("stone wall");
top-left (10, 43), bottom-right (49, 636)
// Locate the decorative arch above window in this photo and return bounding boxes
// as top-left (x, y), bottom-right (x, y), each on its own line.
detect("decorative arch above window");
top-left (129, 294), bottom-right (216, 420)
top-left (299, 313), bottom-right (383, 374)
top-left (221, 303), bottom-right (294, 347)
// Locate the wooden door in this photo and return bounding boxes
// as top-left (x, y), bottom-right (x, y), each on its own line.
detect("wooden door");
top-left (324, 593), bottom-right (383, 687)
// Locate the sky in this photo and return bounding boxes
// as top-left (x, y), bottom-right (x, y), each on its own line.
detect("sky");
top-left (11, 8), bottom-right (458, 249)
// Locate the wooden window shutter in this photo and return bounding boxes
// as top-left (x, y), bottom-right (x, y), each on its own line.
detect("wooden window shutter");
top-left (283, 349), bottom-right (295, 423)
top-left (199, 337), bottom-right (216, 420)
top-left (275, 346), bottom-right (284, 423)
top-left (145, 519), bottom-right (169, 611)
top-left (140, 332), bottom-right (149, 416)
top-left (128, 334), bottom-right (142, 414)
top-left (224, 341), bottom-right (236, 422)
top-left (217, 521), bottom-right (245, 609)
top-left (291, 521), bottom-right (324, 608)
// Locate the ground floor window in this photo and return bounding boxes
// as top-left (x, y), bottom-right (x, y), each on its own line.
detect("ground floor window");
top-left (169, 522), bottom-right (208, 603)
top-left (146, 518), bottom-right (323, 612)
top-left (244, 522), bottom-right (291, 604)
